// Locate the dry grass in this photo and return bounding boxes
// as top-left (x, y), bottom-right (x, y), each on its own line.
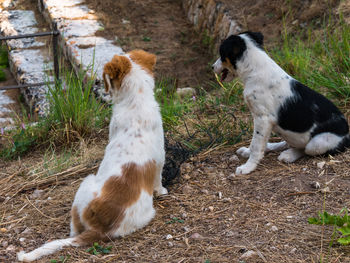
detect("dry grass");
top-left (1, 139), bottom-right (349, 263)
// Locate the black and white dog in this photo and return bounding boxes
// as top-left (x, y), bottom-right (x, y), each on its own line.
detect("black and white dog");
top-left (213, 31), bottom-right (350, 175)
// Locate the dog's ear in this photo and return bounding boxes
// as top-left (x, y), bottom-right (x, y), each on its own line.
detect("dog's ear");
top-left (103, 55), bottom-right (131, 92)
top-left (245, 31), bottom-right (264, 47)
top-left (128, 49), bottom-right (157, 74)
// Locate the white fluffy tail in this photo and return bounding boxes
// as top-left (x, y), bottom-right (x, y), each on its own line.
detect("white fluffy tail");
top-left (17, 237), bottom-right (77, 262)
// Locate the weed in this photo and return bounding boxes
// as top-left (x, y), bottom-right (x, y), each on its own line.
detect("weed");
top-left (166, 217), bottom-right (185, 224)
top-left (50, 255), bottom-right (70, 263)
top-left (142, 36), bottom-right (151, 42)
top-left (86, 242), bottom-right (112, 255)
top-left (308, 208), bottom-right (350, 246)
top-left (271, 15), bottom-right (350, 101)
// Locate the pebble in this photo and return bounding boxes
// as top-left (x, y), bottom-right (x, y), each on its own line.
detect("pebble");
top-left (240, 250), bottom-right (257, 259)
top-left (166, 234), bottom-right (173, 240)
top-left (208, 206), bottom-right (214, 212)
top-left (290, 248), bottom-right (297, 253)
top-left (1, 241), bottom-right (8, 247)
top-left (201, 189), bottom-right (209, 194)
top-left (0, 228), bottom-right (7, 233)
top-left (311, 181), bottom-right (321, 189)
top-left (167, 241), bottom-right (174, 247)
top-left (6, 245), bottom-right (16, 251)
top-left (21, 228), bottom-right (32, 235)
top-left (218, 192), bottom-right (222, 199)
top-left (176, 87), bottom-right (196, 98)
top-left (271, 226), bottom-right (278, 232)
top-left (317, 161), bottom-right (326, 169)
top-left (19, 237), bottom-right (26, 242)
top-left (30, 189), bottom-right (44, 199)
top-left (190, 233), bottom-right (203, 239)
top-left (228, 173), bottom-right (236, 180)
top-left (182, 185), bottom-right (193, 194)
top-left (229, 154), bottom-right (239, 162)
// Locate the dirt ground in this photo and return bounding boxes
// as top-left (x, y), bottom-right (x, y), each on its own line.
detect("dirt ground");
top-left (1, 0), bottom-right (350, 262)
top-left (84, 0), bottom-right (215, 89)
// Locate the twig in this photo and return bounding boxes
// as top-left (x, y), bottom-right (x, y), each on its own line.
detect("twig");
top-left (286, 191), bottom-right (316, 197)
top-left (25, 195), bottom-right (60, 221)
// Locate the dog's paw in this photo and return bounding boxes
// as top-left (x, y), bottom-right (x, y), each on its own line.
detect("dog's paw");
top-left (235, 163), bottom-right (256, 175)
top-left (155, 186), bottom-right (168, 196)
top-left (236, 147), bottom-right (250, 158)
top-left (278, 149), bottom-right (304, 163)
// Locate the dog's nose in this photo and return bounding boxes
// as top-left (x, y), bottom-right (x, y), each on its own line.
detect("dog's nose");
top-left (211, 65), bottom-right (214, 70)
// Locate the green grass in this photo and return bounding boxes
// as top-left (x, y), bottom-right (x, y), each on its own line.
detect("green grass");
top-left (0, 67), bottom-right (110, 159)
top-left (270, 15), bottom-right (350, 101)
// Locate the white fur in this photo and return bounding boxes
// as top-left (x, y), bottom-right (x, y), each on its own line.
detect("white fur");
top-left (18, 55), bottom-right (167, 262)
top-left (213, 33), bottom-right (348, 175)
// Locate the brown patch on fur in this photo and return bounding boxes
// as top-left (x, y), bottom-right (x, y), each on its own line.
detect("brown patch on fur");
top-left (82, 160), bottom-right (156, 234)
top-left (103, 55), bottom-right (132, 92)
top-left (128, 50), bottom-right (156, 75)
top-left (71, 205), bottom-right (85, 234)
top-left (75, 229), bottom-right (109, 246)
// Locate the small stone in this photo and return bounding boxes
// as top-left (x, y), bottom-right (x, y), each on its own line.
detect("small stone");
top-left (183, 174), bottom-right (191, 180)
top-left (6, 245), bottom-right (16, 251)
top-left (190, 233), bottom-right (203, 239)
top-left (271, 226), bottom-right (278, 232)
top-left (19, 237), bottom-right (26, 242)
top-left (30, 189), bottom-right (44, 199)
top-left (286, 216), bottom-right (293, 219)
top-left (1, 241), bottom-right (8, 247)
top-left (47, 197), bottom-right (52, 200)
top-left (176, 87), bottom-right (196, 98)
top-left (228, 173), bottom-right (236, 180)
top-left (183, 226), bottom-right (190, 232)
top-left (166, 234), bottom-right (173, 240)
top-left (21, 228), bottom-right (32, 235)
top-left (290, 248), bottom-right (297, 253)
top-left (222, 197), bottom-right (232, 203)
top-left (240, 250), bottom-right (257, 259)
top-left (208, 206), bottom-right (214, 212)
top-left (218, 192), bottom-right (222, 199)
top-left (225, 230), bottom-right (235, 237)
top-left (302, 168), bottom-right (307, 171)
top-left (320, 186), bottom-right (330, 193)
top-left (311, 182), bottom-right (321, 189)
top-left (317, 161), bottom-right (326, 169)
top-left (122, 19), bottom-right (130, 24)
top-left (182, 213), bottom-right (188, 218)
top-left (266, 222), bottom-right (272, 226)
top-left (167, 241), bottom-right (174, 247)
top-left (0, 228), bottom-right (7, 233)
top-left (201, 189), bottom-right (209, 194)
top-left (229, 154), bottom-right (239, 162)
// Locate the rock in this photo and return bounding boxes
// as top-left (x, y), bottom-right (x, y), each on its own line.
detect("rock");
top-left (290, 248), bottom-right (297, 253)
top-left (1, 241), bottom-right (8, 247)
top-left (218, 192), bottom-right (222, 199)
top-left (19, 237), bottom-right (26, 242)
top-left (166, 234), bottom-right (173, 240)
top-left (6, 244), bottom-right (16, 251)
top-left (240, 250), bottom-right (257, 259)
top-left (317, 161), bottom-right (326, 169)
top-left (229, 154), bottom-right (239, 162)
top-left (30, 189), bottom-right (44, 199)
top-left (190, 233), bottom-right (203, 239)
top-left (271, 226), bottom-right (278, 232)
top-left (21, 228), bottom-right (32, 235)
top-left (208, 206), bottom-right (214, 212)
top-left (228, 173), bottom-right (236, 180)
top-left (0, 228), bottom-right (7, 233)
top-left (311, 182), bottom-right (321, 189)
top-left (167, 241), bottom-right (174, 247)
top-left (183, 226), bottom-right (190, 232)
top-left (222, 197), bottom-right (232, 203)
top-left (201, 189), bottom-right (209, 194)
top-left (176, 87), bottom-right (196, 98)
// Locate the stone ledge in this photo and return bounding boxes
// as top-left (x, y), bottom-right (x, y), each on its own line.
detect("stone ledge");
top-left (182, 0), bottom-right (241, 51)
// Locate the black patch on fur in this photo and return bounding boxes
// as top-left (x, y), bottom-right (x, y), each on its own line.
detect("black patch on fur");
top-left (241, 31), bottom-right (264, 48)
top-left (278, 80), bottom-right (349, 139)
top-left (219, 35), bottom-right (247, 69)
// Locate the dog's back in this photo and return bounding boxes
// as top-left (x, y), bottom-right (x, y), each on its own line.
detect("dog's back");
top-left (18, 50), bottom-right (167, 262)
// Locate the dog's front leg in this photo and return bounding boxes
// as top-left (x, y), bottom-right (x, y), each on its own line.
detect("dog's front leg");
top-left (236, 116), bottom-right (273, 175)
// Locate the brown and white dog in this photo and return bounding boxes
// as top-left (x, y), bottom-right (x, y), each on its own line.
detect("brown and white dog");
top-left (18, 50), bottom-right (168, 261)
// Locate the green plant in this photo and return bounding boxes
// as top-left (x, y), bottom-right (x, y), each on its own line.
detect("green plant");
top-left (166, 217), bottom-right (185, 224)
top-left (86, 242), bottom-right (112, 255)
top-left (308, 208), bottom-right (350, 246)
top-left (271, 15), bottom-right (350, 101)
top-left (50, 255), bottom-right (70, 263)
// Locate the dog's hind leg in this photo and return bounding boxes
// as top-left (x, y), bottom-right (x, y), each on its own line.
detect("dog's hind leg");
top-left (278, 148), bottom-right (305, 163)
top-left (305, 132), bottom-right (344, 156)
top-left (266, 141), bottom-right (288, 152)
top-left (154, 163), bottom-right (168, 196)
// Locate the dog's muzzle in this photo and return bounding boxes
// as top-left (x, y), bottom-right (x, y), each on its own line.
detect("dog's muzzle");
top-left (212, 58), bottom-right (233, 82)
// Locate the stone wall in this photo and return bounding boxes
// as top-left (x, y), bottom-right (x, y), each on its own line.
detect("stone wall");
top-left (182, 0), bottom-right (241, 51)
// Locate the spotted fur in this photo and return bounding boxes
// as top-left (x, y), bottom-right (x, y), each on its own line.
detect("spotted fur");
top-left (213, 31), bottom-right (350, 175)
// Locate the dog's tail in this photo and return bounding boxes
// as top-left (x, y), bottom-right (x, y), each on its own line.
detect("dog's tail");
top-left (17, 230), bottom-right (107, 262)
